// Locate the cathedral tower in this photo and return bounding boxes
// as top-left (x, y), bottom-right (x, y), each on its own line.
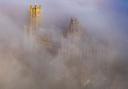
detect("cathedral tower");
top-left (28, 0), bottom-right (42, 36)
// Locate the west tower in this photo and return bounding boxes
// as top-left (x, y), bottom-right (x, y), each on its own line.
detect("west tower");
top-left (24, 0), bottom-right (42, 49)
top-left (28, 0), bottom-right (42, 36)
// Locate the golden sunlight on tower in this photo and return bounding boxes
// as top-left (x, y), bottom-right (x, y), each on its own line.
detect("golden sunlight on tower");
top-left (29, 0), bottom-right (42, 34)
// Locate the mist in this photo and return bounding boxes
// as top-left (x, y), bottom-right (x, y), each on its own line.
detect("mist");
top-left (0, 0), bottom-right (127, 89)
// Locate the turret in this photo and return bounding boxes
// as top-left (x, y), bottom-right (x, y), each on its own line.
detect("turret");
top-left (64, 17), bottom-right (81, 37)
top-left (30, 4), bottom-right (41, 17)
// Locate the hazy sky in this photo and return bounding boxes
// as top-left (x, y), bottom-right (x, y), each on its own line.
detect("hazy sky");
top-left (0, 0), bottom-right (127, 34)
top-left (0, 0), bottom-right (127, 35)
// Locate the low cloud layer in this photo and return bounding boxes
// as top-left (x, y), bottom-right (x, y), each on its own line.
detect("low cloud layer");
top-left (0, 0), bottom-right (127, 89)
